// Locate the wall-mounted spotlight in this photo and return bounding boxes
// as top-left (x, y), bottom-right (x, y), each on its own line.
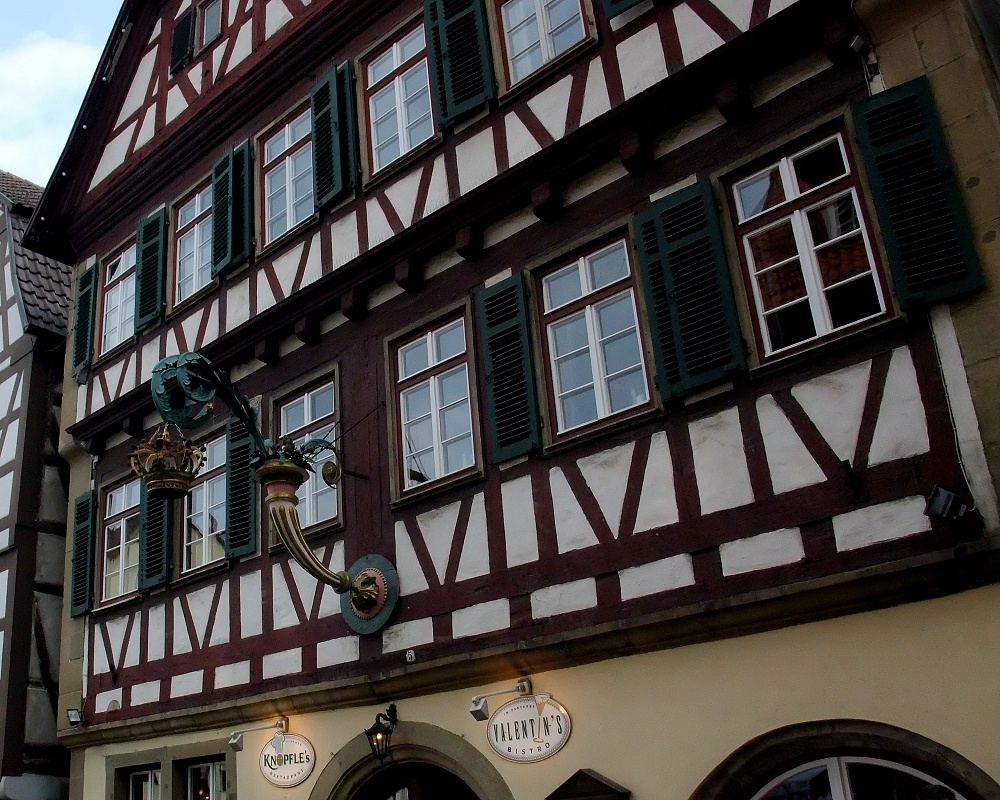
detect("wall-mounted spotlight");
top-left (365, 704), bottom-right (398, 763)
top-left (228, 715), bottom-right (288, 752)
top-left (66, 709), bottom-right (85, 727)
top-left (469, 677), bottom-right (532, 721)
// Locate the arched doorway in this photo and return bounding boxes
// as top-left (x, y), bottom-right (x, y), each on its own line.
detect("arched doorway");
top-left (350, 762), bottom-right (480, 800)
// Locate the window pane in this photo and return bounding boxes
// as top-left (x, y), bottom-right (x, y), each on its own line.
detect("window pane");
top-left (203, 0), bottom-right (222, 44)
top-left (400, 27), bottom-right (426, 61)
top-left (815, 233), bottom-right (871, 287)
top-left (556, 350), bottom-right (594, 392)
top-left (545, 264), bottom-right (583, 310)
top-left (826, 274), bottom-right (882, 328)
top-left (438, 366), bottom-right (469, 407)
top-left (589, 242), bottom-right (629, 290)
top-left (289, 111), bottom-right (311, 145)
top-left (264, 130), bottom-right (286, 164)
top-left (765, 300), bottom-right (816, 351)
top-left (551, 314), bottom-right (588, 357)
top-left (560, 387), bottom-right (598, 429)
top-left (400, 339), bottom-right (429, 378)
top-left (434, 321), bottom-right (466, 362)
top-left (737, 167), bottom-right (785, 218)
top-left (602, 332), bottom-right (642, 376)
top-left (793, 139), bottom-right (847, 193)
top-left (808, 195), bottom-right (860, 245)
top-left (749, 221), bottom-right (798, 270)
top-left (440, 400), bottom-right (472, 441)
top-left (597, 293), bottom-right (637, 338)
top-left (206, 438), bottom-right (226, 469)
top-left (847, 762), bottom-right (952, 800)
top-left (403, 381), bottom-right (432, 425)
top-left (547, 0), bottom-right (584, 55)
top-left (757, 260), bottom-right (807, 311)
top-left (607, 367), bottom-right (647, 412)
top-left (282, 399), bottom-right (306, 433)
top-left (758, 765), bottom-right (831, 800)
top-left (505, 0), bottom-right (537, 28)
top-left (369, 50), bottom-right (395, 86)
top-left (372, 87), bottom-right (398, 126)
top-left (310, 385), bottom-right (335, 420)
top-left (443, 434), bottom-right (474, 474)
top-left (404, 416), bottom-right (434, 455)
top-left (178, 196), bottom-right (198, 228)
top-left (406, 451), bottom-right (435, 484)
top-left (511, 44), bottom-right (543, 83)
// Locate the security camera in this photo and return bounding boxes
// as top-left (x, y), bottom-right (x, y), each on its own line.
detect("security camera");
top-left (228, 732), bottom-right (244, 752)
top-left (469, 697), bottom-right (489, 721)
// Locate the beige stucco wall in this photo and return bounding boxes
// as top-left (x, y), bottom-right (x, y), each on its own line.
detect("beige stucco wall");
top-left (860, 0), bottom-right (1000, 521)
top-left (79, 583), bottom-right (1000, 800)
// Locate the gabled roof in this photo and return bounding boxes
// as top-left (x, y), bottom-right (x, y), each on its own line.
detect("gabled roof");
top-left (1, 171), bottom-right (71, 338)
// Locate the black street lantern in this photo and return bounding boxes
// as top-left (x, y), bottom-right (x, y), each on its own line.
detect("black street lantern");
top-left (365, 704), bottom-right (398, 763)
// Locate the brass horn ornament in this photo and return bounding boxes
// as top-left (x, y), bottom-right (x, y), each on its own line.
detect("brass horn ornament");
top-left (130, 352), bottom-right (399, 634)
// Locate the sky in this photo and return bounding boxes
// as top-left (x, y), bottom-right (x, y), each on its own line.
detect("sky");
top-left (0, 0), bottom-right (123, 188)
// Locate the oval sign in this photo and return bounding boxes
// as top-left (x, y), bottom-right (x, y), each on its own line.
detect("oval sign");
top-left (259, 733), bottom-right (316, 788)
top-left (487, 695), bottom-right (571, 763)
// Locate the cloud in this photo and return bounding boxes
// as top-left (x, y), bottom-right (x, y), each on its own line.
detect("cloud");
top-left (0, 32), bottom-right (100, 187)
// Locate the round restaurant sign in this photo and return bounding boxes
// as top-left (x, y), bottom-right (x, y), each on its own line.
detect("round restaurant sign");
top-left (259, 733), bottom-right (316, 788)
top-left (487, 695), bottom-right (571, 763)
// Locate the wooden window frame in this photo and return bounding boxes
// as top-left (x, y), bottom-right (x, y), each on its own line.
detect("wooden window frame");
top-left (199, 0), bottom-right (223, 50)
top-left (173, 181), bottom-right (214, 306)
top-left (100, 478), bottom-right (142, 603)
top-left (181, 435), bottom-right (227, 574)
top-left (361, 21), bottom-right (436, 176)
top-left (494, 0), bottom-right (590, 87)
top-left (389, 311), bottom-right (482, 500)
top-left (536, 237), bottom-right (653, 438)
top-left (275, 375), bottom-right (341, 534)
top-left (728, 129), bottom-right (892, 360)
top-left (99, 242), bottom-right (137, 356)
top-left (258, 106), bottom-right (314, 248)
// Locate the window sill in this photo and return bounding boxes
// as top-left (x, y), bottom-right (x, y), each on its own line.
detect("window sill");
top-left (172, 557), bottom-right (231, 590)
top-left (92, 591), bottom-right (144, 617)
top-left (168, 280), bottom-right (217, 321)
top-left (363, 133), bottom-right (443, 194)
top-left (390, 464), bottom-right (484, 509)
top-left (541, 401), bottom-right (661, 457)
top-left (93, 336), bottom-right (139, 371)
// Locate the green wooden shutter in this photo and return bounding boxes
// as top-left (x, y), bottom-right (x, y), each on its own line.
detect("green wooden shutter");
top-left (312, 63), bottom-right (359, 210)
top-left (477, 272), bottom-right (541, 462)
top-left (71, 264), bottom-right (98, 384)
top-left (212, 142), bottom-right (253, 278)
top-left (170, 9), bottom-right (196, 74)
top-left (425, 0), bottom-right (496, 127)
top-left (134, 208), bottom-right (168, 332)
top-left (633, 180), bottom-right (746, 399)
top-left (854, 76), bottom-right (984, 310)
top-left (138, 481), bottom-right (173, 591)
top-left (603, 0), bottom-right (648, 19)
top-left (70, 491), bottom-right (96, 617)
top-left (225, 416), bottom-right (257, 559)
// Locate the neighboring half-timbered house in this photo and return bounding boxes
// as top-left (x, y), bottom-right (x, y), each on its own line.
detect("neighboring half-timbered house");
top-left (22, 0), bottom-right (1000, 798)
top-left (0, 170), bottom-right (71, 799)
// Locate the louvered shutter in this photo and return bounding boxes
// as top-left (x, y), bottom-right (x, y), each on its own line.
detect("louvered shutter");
top-left (477, 273), bottom-right (541, 462)
top-left (138, 481), bottom-right (173, 591)
top-left (312, 63), bottom-right (359, 210)
top-left (170, 10), bottom-right (196, 74)
top-left (134, 208), bottom-right (168, 332)
top-left (854, 77), bottom-right (984, 310)
top-left (425, 0), bottom-right (496, 127)
top-left (70, 491), bottom-right (96, 617)
top-left (603, 0), bottom-right (648, 19)
top-left (71, 264), bottom-right (98, 384)
top-left (225, 416), bottom-right (257, 558)
top-left (212, 142), bottom-right (253, 277)
top-left (633, 180), bottom-right (746, 399)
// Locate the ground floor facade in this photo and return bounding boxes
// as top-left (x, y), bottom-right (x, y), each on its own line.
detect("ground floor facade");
top-left (69, 581), bottom-right (1000, 800)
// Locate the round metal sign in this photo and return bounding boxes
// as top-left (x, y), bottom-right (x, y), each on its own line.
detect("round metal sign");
top-left (486, 695), bottom-right (572, 763)
top-left (259, 733), bottom-right (316, 788)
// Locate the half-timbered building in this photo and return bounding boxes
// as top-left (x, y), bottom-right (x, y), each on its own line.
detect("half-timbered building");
top-left (21, 0), bottom-right (1000, 798)
top-left (0, 170), bottom-right (71, 798)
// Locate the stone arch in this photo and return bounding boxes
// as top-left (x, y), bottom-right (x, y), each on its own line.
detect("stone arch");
top-left (688, 720), bottom-right (1000, 800)
top-left (308, 720), bottom-right (516, 800)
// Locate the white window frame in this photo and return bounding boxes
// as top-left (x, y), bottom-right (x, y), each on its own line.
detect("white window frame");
top-left (101, 244), bottom-right (137, 355)
top-left (102, 480), bottom-right (141, 601)
top-left (365, 26), bottom-right (434, 173)
top-left (734, 133), bottom-right (886, 356)
top-left (752, 757), bottom-right (966, 800)
top-left (541, 240), bottom-right (649, 434)
top-left (183, 436), bottom-right (227, 572)
top-left (262, 109), bottom-right (314, 246)
top-left (175, 183), bottom-right (213, 304)
top-left (279, 380), bottom-right (339, 529)
top-left (500, 0), bottom-right (587, 85)
top-left (186, 760), bottom-right (226, 800)
top-left (396, 319), bottom-right (475, 491)
top-left (129, 768), bottom-right (162, 800)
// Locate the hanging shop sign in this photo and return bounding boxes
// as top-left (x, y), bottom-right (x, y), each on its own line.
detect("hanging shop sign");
top-left (260, 733), bottom-right (316, 788)
top-left (487, 695), bottom-right (572, 763)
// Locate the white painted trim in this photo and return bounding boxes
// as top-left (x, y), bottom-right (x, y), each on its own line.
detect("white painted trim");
top-left (930, 306), bottom-right (1000, 530)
